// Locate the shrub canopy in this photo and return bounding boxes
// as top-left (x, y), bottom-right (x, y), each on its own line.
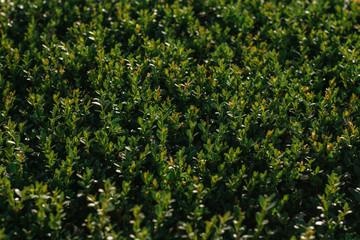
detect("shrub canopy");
top-left (1, 0), bottom-right (360, 239)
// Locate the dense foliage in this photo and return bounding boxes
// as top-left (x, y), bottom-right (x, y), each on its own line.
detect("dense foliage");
top-left (1, 0), bottom-right (360, 238)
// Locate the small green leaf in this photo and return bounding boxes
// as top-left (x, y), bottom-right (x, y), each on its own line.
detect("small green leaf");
top-left (255, 212), bottom-right (262, 226)
top-left (259, 195), bottom-right (266, 210)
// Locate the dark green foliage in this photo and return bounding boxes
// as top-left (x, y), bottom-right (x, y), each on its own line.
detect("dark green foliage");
top-left (1, 0), bottom-right (360, 238)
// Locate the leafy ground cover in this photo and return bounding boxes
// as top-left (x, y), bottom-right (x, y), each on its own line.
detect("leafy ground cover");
top-left (1, 0), bottom-right (360, 239)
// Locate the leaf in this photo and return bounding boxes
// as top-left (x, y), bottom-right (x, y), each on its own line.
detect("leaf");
top-left (259, 195), bottom-right (266, 210)
top-left (233, 205), bottom-right (240, 216)
top-left (14, 189), bottom-right (22, 198)
top-left (255, 212), bottom-right (262, 226)
top-left (315, 221), bottom-right (324, 226)
top-left (7, 140), bottom-right (16, 145)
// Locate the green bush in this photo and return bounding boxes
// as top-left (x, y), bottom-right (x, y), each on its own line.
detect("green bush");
top-left (1, 0), bottom-right (360, 238)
